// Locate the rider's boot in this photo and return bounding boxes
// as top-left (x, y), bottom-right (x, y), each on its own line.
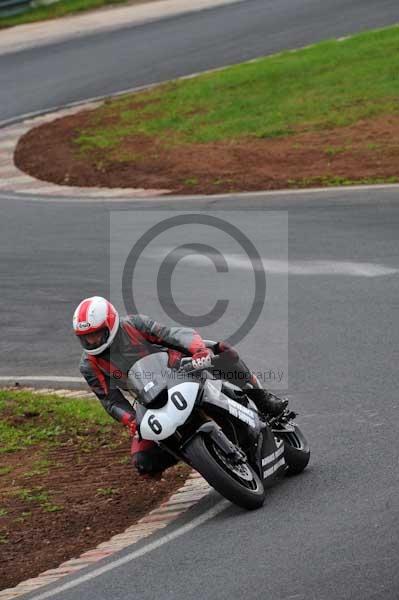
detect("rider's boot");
top-left (222, 384), bottom-right (287, 417)
top-left (212, 344), bottom-right (288, 417)
top-left (244, 387), bottom-right (288, 417)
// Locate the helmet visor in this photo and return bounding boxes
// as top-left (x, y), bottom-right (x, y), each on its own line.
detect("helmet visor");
top-left (78, 328), bottom-right (110, 351)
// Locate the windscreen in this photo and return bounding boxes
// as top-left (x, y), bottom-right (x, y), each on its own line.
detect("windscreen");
top-left (127, 352), bottom-right (171, 407)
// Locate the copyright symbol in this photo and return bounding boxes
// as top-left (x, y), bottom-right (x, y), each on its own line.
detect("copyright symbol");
top-left (121, 214), bottom-right (266, 346)
top-left (113, 370), bottom-right (123, 379)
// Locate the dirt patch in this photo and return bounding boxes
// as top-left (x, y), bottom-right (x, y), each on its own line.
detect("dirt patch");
top-left (0, 427), bottom-right (190, 591)
top-left (14, 110), bottom-right (399, 194)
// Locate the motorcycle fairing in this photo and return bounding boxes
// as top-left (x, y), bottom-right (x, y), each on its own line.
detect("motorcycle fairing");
top-left (260, 425), bottom-right (286, 484)
top-left (201, 380), bottom-right (262, 435)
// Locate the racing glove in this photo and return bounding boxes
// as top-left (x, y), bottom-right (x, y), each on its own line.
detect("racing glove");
top-left (191, 348), bottom-right (213, 369)
top-left (167, 349), bottom-right (183, 369)
top-left (121, 413), bottom-right (137, 437)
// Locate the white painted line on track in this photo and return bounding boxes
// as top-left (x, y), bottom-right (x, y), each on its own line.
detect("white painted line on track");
top-left (0, 375), bottom-right (83, 383)
top-left (147, 250), bottom-right (399, 277)
top-left (25, 499), bottom-right (229, 600)
top-left (286, 260), bottom-right (398, 277)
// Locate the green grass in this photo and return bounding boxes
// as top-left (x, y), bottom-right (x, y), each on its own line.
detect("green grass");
top-left (0, 390), bottom-right (112, 453)
top-left (13, 486), bottom-right (64, 512)
top-left (15, 487), bottom-right (50, 504)
top-left (323, 145), bottom-right (349, 157)
top-left (96, 486), bottom-right (118, 497)
top-left (0, 0), bottom-right (152, 29)
top-left (289, 175), bottom-right (399, 187)
top-left (22, 458), bottom-right (52, 478)
top-left (42, 503), bottom-right (64, 512)
top-left (76, 24), bottom-right (399, 158)
top-left (14, 511), bottom-right (32, 522)
top-left (183, 177), bottom-right (199, 186)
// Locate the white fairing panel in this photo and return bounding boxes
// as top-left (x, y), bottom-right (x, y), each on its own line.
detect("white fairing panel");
top-left (140, 382), bottom-right (199, 441)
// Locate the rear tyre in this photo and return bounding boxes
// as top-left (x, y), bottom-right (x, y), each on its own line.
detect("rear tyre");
top-left (279, 425), bottom-right (310, 475)
top-left (184, 434), bottom-right (265, 510)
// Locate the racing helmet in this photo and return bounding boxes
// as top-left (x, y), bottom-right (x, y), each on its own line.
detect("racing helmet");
top-left (73, 296), bottom-right (119, 356)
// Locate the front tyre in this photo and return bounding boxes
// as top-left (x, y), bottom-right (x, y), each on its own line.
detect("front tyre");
top-left (184, 434), bottom-right (265, 510)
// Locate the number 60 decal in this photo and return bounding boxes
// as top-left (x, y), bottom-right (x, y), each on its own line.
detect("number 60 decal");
top-left (147, 392), bottom-right (188, 435)
top-left (148, 414), bottom-right (162, 435)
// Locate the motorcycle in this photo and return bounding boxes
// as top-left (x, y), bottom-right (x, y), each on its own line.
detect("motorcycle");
top-left (127, 345), bottom-right (310, 510)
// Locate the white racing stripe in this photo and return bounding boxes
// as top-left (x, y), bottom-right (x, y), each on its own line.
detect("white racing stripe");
top-left (262, 451), bottom-right (275, 466)
top-left (25, 499), bottom-right (229, 600)
top-left (150, 249), bottom-right (398, 278)
top-left (263, 456), bottom-right (286, 479)
top-left (261, 444), bottom-right (285, 467)
top-left (275, 445), bottom-right (284, 458)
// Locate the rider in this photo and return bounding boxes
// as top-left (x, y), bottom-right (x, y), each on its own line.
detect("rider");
top-left (73, 296), bottom-right (287, 476)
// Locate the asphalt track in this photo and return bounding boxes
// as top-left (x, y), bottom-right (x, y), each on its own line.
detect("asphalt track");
top-left (1, 0), bottom-right (399, 598)
top-left (3, 188), bottom-right (398, 600)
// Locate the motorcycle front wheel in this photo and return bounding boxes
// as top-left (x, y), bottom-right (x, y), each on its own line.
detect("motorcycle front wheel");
top-left (184, 434), bottom-right (265, 510)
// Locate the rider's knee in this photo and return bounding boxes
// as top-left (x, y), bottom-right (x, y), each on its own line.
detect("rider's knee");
top-left (133, 450), bottom-right (160, 475)
top-left (216, 341), bottom-right (239, 363)
top-left (132, 446), bottom-right (178, 475)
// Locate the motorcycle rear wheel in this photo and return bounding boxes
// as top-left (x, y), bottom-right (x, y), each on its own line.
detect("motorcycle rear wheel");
top-left (278, 425), bottom-right (310, 475)
top-left (184, 434), bottom-right (265, 510)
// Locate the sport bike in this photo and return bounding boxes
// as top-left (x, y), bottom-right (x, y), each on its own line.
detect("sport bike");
top-left (127, 347), bottom-right (310, 510)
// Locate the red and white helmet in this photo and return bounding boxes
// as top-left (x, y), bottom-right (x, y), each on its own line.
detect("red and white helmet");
top-left (73, 296), bottom-right (119, 355)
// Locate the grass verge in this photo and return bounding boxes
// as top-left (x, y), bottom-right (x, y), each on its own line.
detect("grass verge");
top-left (0, 389), bottom-right (190, 591)
top-left (75, 24), bottom-right (399, 153)
top-left (15, 24), bottom-right (399, 194)
top-left (0, 388), bottom-right (111, 453)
